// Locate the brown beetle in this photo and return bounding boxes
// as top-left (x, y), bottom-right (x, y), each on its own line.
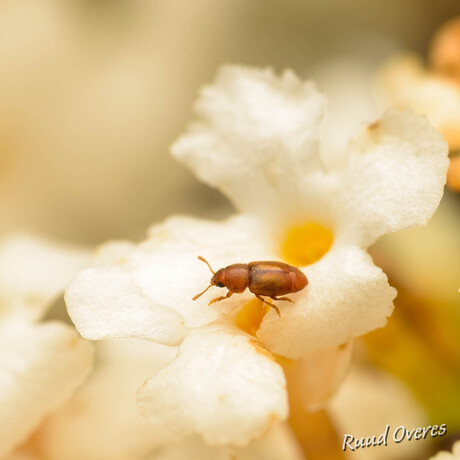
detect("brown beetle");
top-left (192, 256), bottom-right (308, 316)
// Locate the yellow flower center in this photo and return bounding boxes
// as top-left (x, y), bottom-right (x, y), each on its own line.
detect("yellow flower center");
top-left (281, 222), bottom-right (333, 266)
top-left (235, 298), bottom-right (270, 336)
top-left (235, 222), bottom-right (333, 336)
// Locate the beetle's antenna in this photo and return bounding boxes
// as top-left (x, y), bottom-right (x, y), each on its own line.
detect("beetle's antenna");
top-left (197, 256), bottom-right (215, 274)
top-left (192, 284), bottom-right (213, 301)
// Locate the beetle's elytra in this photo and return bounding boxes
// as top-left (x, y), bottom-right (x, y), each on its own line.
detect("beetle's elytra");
top-left (192, 256), bottom-right (308, 316)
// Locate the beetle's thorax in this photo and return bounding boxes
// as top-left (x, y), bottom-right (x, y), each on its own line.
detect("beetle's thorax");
top-left (214, 263), bottom-right (250, 293)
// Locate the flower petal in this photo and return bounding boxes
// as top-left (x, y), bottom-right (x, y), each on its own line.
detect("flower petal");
top-left (335, 109), bottom-right (449, 247)
top-left (258, 244), bottom-right (396, 358)
top-left (137, 326), bottom-right (288, 446)
top-left (66, 267), bottom-right (186, 345)
top-left (66, 215), bottom-right (275, 344)
top-left (149, 424), bottom-right (303, 460)
top-left (34, 339), bottom-right (176, 460)
top-left (0, 320), bottom-right (93, 459)
top-left (0, 234), bottom-right (89, 321)
top-left (131, 215), bottom-right (274, 325)
top-left (378, 55), bottom-right (460, 150)
top-left (171, 65), bottom-right (326, 213)
top-left (283, 341), bottom-right (353, 412)
top-left (91, 240), bottom-right (136, 266)
top-left (233, 423), bottom-right (304, 460)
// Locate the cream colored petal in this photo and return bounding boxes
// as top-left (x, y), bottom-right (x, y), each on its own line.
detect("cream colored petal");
top-left (131, 215), bottom-right (274, 326)
top-left (66, 215), bottom-right (274, 344)
top-left (150, 424), bottom-right (304, 460)
top-left (334, 109), bottom-right (449, 247)
top-left (429, 441), bottom-right (460, 460)
top-left (0, 234), bottom-right (89, 321)
top-left (378, 55), bottom-right (460, 149)
top-left (65, 267), bottom-right (186, 345)
top-left (0, 320), bottom-right (93, 459)
top-left (171, 65), bottom-right (326, 214)
top-left (258, 245), bottom-right (396, 358)
top-left (233, 423), bottom-right (304, 460)
top-left (283, 341), bottom-right (353, 412)
top-left (34, 339), bottom-right (176, 460)
top-left (90, 240), bottom-right (137, 266)
top-left (137, 326), bottom-right (288, 446)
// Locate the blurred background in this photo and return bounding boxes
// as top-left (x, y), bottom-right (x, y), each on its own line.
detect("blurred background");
top-left (1, 1), bottom-right (459, 459)
top-left (1, 0), bottom-right (459, 243)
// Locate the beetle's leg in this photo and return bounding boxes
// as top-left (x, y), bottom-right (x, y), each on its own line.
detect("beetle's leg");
top-left (209, 291), bottom-right (233, 305)
top-left (270, 296), bottom-right (294, 303)
top-left (255, 295), bottom-right (280, 317)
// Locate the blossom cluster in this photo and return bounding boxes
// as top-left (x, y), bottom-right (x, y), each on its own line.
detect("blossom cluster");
top-left (63, 66), bottom-right (448, 453)
top-left (0, 45), bottom-right (454, 458)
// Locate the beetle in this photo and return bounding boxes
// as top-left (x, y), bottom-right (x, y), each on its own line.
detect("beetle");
top-left (192, 256), bottom-right (308, 316)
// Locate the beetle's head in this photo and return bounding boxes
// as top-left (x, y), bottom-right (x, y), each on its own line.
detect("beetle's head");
top-left (193, 256), bottom-right (225, 301)
top-left (211, 269), bottom-right (225, 288)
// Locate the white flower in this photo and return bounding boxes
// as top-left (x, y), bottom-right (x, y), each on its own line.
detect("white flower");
top-left (137, 325), bottom-right (288, 446)
top-left (66, 66), bottom-right (448, 446)
top-left (0, 234), bottom-right (94, 459)
top-left (378, 55), bottom-right (460, 151)
top-left (377, 53), bottom-right (460, 191)
top-left (31, 339), bottom-right (176, 460)
top-left (31, 337), bottom-right (303, 460)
